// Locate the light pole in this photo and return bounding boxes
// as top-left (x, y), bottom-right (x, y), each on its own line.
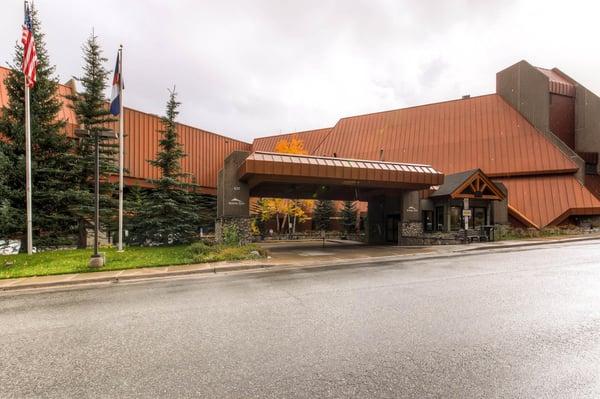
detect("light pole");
top-left (75, 128), bottom-right (116, 268)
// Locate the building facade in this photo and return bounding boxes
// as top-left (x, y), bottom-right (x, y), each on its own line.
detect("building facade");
top-left (2, 60), bottom-right (600, 236)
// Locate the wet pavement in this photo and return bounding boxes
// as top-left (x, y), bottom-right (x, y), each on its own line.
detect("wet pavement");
top-left (260, 239), bottom-right (435, 261)
top-left (1, 241), bottom-right (599, 398)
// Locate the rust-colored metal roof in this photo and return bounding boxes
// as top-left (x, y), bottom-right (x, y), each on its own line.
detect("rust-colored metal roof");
top-left (536, 67), bottom-right (576, 97)
top-left (4, 62), bottom-right (600, 226)
top-left (103, 107), bottom-right (251, 192)
top-left (312, 94), bottom-right (578, 177)
top-left (1, 66), bottom-right (251, 193)
top-left (497, 175), bottom-right (600, 228)
top-left (238, 151), bottom-right (443, 188)
top-left (0, 67), bottom-right (9, 109)
top-left (252, 127), bottom-right (332, 153)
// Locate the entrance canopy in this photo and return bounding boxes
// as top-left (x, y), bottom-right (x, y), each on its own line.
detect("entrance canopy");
top-left (237, 151), bottom-right (444, 200)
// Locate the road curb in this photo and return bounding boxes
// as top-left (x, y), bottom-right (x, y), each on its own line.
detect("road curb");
top-left (2, 236), bottom-right (598, 292)
top-left (0, 253), bottom-right (454, 292)
top-left (461, 234), bottom-right (600, 252)
top-left (0, 263), bottom-right (269, 292)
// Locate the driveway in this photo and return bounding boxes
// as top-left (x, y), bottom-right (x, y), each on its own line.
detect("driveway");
top-left (259, 239), bottom-right (435, 262)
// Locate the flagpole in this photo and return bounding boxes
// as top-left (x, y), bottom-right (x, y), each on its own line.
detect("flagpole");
top-left (117, 44), bottom-right (124, 252)
top-left (24, 77), bottom-right (33, 255)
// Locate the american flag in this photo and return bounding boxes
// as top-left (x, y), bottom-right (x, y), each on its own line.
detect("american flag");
top-left (21, 3), bottom-right (37, 88)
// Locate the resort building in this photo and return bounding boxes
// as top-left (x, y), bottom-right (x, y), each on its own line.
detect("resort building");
top-left (2, 60), bottom-right (600, 243)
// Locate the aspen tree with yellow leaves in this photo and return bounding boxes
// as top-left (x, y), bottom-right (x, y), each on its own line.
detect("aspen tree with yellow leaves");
top-left (254, 135), bottom-right (313, 235)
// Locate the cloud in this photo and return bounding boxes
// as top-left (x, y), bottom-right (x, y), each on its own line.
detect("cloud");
top-left (1, 0), bottom-right (600, 142)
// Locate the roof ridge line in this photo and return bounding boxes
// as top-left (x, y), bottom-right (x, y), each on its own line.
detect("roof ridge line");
top-left (253, 127), bottom-right (333, 141)
top-left (311, 125), bottom-right (335, 154)
top-left (1, 65), bottom-right (250, 145)
top-left (334, 93), bottom-right (497, 122)
top-left (123, 106), bottom-right (251, 145)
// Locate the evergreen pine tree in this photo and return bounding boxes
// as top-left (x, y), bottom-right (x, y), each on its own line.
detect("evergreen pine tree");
top-left (0, 144), bottom-right (19, 238)
top-left (189, 191), bottom-right (217, 227)
top-left (312, 200), bottom-right (334, 231)
top-left (0, 5), bottom-right (86, 247)
top-left (341, 200), bottom-right (357, 233)
top-left (68, 33), bottom-right (118, 247)
top-left (128, 88), bottom-right (201, 245)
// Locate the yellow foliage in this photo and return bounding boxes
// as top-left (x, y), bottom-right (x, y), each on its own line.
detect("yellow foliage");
top-left (255, 135), bottom-right (312, 233)
top-left (274, 135), bottom-right (307, 155)
top-left (250, 218), bottom-right (260, 236)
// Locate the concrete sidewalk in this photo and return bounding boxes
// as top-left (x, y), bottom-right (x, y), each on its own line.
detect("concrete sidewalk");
top-left (1, 234), bottom-right (599, 292)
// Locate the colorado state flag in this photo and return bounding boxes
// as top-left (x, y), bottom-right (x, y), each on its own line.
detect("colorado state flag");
top-left (109, 51), bottom-right (122, 116)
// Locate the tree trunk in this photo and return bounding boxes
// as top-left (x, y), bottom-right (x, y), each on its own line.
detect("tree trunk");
top-left (77, 219), bottom-right (88, 249)
top-left (281, 213), bottom-right (288, 235)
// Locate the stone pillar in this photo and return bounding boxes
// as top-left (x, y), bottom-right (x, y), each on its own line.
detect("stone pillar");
top-left (216, 151), bottom-right (252, 244)
top-left (217, 169), bottom-right (224, 218)
top-left (399, 190), bottom-right (423, 245)
top-left (215, 216), bottom-right (253, 245)
top-left (398, 222), bottom-right (424, 245)
top-left (401, 190), bottom-right (421, 224)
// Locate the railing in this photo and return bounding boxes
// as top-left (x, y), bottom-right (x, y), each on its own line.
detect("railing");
top-left (256, 231), bottom-right (366, 242)
top-left (463, 226), bottom-right (495, 243)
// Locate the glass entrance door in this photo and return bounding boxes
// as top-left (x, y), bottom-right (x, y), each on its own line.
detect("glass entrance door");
top-left (472, 207), bottom-right (487, 229)
top-left (386, 214), bottom-right (400, 243)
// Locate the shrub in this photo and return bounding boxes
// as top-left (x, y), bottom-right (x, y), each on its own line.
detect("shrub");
top-left (222, 225), bottom-right (240, 246)
top-left (216, 246), bottom-right (255, 261)
top-left (495, 225), bottom-right (582, 241)
top-left (250, 217), bottom-right (262, 237)
top-left (187, 241), bottom-right (214, 258)
top-left (187, 242), bottom-right (266, 263)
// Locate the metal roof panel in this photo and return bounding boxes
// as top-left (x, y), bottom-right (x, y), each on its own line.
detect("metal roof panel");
top-left (498, 175), bottom-right (600, 227)
top-left (307, 94), bottom-right (577, 177)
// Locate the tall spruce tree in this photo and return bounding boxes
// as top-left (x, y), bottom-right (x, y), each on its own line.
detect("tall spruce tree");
top-left (190, 191), bottom-right (217, 228)
top-left (0, 5), bottom-right (85, 247)
top-left (128, 88), bottom-right (201, 245)
top-left (0, 144), bottom-right (19, 238)
top-left (69, 33), bottom-right (118, 248)
top-left (312, 200), bottom-right (334, 231)
top-left (341, 200), bottom-right (358, 233)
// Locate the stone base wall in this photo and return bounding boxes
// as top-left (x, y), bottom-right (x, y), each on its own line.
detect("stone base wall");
top-left (400, 231), bottom-right (463, 246)
top-left (399, 223), bottom-right (498, 245)
top-left (399, 222), bottom-right (423, 238)
top-left (399, 222), bottom-right (428, 245)
top-left (86, 228), bottom-right (110, 247)
top-left (215, 217), bottom-right (253, 245)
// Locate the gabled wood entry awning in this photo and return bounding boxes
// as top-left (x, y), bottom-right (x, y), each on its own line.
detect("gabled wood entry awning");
top-left (236, 151), bottom-right (444, 199)
top-left (429, 169), bottom-right (505, 201)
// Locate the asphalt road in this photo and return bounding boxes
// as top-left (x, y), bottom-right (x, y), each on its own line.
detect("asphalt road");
top-left (1, 242), bottom-right (600, 398)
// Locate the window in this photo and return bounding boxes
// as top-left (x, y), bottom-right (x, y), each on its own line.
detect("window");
top-left (422, 210), bottom-right (434, 232)
top-left (585, 163), bottom-right (597, 175)
top-left (435, 206), bottom-right (444, 231)
top-left (449, 206), bottom-right (462, 231)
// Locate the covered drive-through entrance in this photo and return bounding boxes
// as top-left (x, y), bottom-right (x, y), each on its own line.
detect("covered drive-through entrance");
top-left (216, 151), bottom-right (444, 244)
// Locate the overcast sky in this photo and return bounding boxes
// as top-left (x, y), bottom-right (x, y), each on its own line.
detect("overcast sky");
top-left (2, 0), bottom-right (600, 142)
